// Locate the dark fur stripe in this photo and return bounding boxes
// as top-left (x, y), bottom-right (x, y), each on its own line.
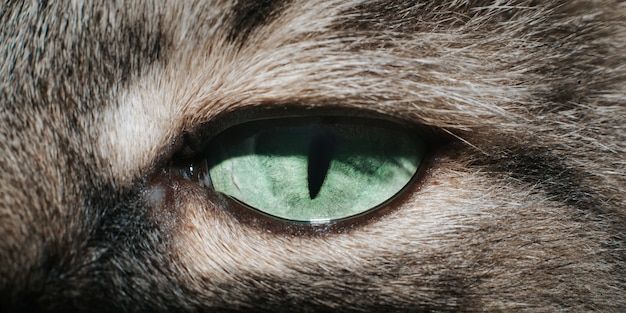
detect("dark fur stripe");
top-left (227, 0), bottom-right (293, 43)
top-left (471, 149), bottom-right (604, 210)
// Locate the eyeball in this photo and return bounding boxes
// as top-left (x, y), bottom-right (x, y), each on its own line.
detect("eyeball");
top-left (203, 116), bottom-right (426, 224)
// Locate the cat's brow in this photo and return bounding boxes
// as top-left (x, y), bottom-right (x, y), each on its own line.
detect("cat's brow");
top-left (227, 0), bottom-right (294, 43)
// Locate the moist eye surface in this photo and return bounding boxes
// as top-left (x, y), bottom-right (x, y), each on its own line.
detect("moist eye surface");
top-left (206, 117), bottom-right (425, 223)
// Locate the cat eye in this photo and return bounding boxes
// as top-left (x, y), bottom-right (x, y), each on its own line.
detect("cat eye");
top-left (181, 116), bottom-right (426, 224)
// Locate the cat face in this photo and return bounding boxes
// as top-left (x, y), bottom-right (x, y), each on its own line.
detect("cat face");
top-left (0, 1), bottom-right (624, 311)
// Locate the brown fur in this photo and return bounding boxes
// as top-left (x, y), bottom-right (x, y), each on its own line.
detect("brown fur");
top-left (0, 0), bottom-right (624, 312)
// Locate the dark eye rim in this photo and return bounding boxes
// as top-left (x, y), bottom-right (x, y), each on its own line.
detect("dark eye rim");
top-left (170, 105), bottom-right (451, 235)
top-left (181, 104), bottom-right (444, 155)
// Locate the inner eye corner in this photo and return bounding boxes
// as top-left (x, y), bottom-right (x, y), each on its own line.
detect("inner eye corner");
top-left (168, 113), bottom-right (436, 230)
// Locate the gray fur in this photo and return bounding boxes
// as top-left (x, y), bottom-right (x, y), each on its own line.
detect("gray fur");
top-left (0, 0), bottom-right (624, 312)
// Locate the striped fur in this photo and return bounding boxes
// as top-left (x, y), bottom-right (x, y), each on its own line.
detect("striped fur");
top-left (0, 1), bottom-right (624, 312)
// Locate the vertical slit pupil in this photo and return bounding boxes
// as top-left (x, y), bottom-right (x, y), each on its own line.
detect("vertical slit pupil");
top-left (307, 130), bottom-right (336, 199)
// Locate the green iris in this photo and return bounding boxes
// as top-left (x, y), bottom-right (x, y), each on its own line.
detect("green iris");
top-left (207, 117), bottom-right (424, 223)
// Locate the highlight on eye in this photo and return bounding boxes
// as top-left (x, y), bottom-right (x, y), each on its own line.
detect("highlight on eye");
top-left (184, 116), bottom-right (426, 224)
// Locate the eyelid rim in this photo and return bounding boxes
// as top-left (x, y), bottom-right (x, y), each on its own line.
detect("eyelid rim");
top-left (168, 104), bottom-right (453, 235)
top-left (202, 118), bottom-right (443, 235)
top-left (181, 104), bottom-right (447, 155)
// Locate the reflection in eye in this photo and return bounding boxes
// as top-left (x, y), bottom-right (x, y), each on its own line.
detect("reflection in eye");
top-left (205, 117), bottom-right (425, 224)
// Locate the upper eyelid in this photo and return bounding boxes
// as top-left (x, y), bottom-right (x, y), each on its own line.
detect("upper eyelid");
top-left (180, 103), bottom-right (450, 155)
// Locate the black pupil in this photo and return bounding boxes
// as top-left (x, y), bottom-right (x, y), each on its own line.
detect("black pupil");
top-left (307, 130), bottom-right (336, 199)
